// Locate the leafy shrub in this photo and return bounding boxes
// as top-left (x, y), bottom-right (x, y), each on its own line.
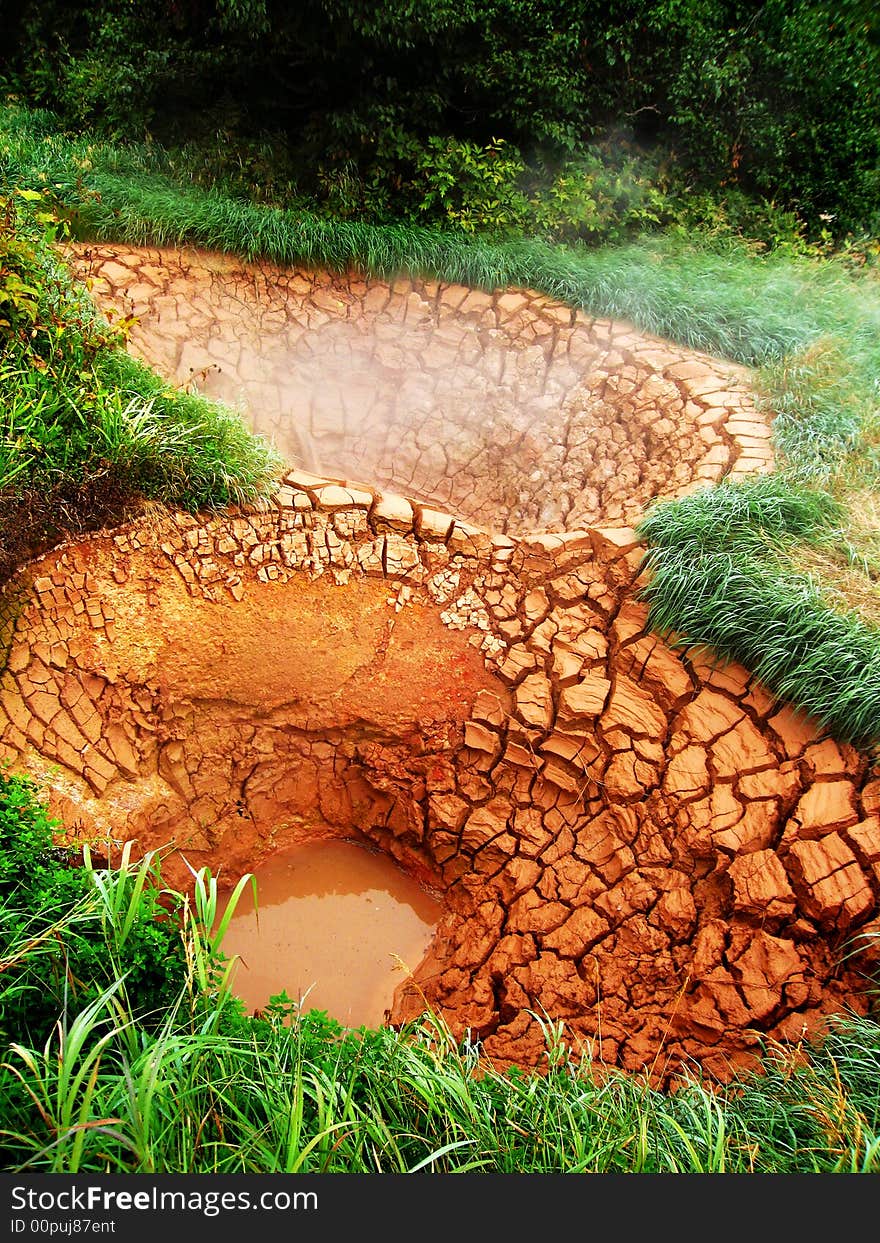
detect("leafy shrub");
top-left (661, 186), bottom-right (820, 257)
top-left (0, 181), bottom-right (279, 581)
top-left (0, 770), bottom-right (187, 1046)
top-left (658, 1), bottom-right (880, 235)
top-left (0, 196), bottom-right (43, 334)
top-left (315, 132), bottom-right (677, 243)
top-left (411, 136), bottom-right (529, 235)
top-left (525, 146), bottom-right (674, 244)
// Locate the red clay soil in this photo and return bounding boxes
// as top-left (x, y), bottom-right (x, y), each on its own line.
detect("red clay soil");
top-left (2, 477), bottom-right (878, 1086)
top-left (2, 247), bottom-right (875, 1086)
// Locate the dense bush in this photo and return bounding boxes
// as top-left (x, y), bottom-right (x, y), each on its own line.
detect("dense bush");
top-left (2, 2), bottom-right (878, 238)
top-left (0, 770), bottom-right (188, 1046)
top-left (655, 1), bottom-right (880, 234)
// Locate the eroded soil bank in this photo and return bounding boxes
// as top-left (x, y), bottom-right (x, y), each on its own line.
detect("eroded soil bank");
top-left (2, 476), bottom-right (878, 1084)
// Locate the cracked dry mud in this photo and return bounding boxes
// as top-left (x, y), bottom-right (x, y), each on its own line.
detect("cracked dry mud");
top-left (1, 245), bottom-right (878, 1085)
top-left (70, 244), bottom-right (773, 533)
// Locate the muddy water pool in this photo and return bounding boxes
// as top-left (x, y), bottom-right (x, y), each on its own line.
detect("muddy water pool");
top-left (219, 839), bottom-right (442, 1028)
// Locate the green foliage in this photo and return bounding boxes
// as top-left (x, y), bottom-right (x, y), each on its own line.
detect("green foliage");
top-left (0, 176), bottom-right (281, 581)
top-left (3, 2), bottom-right (878, 237)
top-left (1, 962), bottom-right (878, 1171)
top-left (0, 770), bottom-right (187, 1047)
top-left (0, 768), bottom-right (64, 890)
top-left (0, 190), bottom-right (54, 333)
top-left (315, 130), bottom-right (679, 243)
top-left (659, 1), bottom-right (880, 234)
top-left (0, 1), bottom-right (590, 153)
top-left (0, 2), bottom-right (199, 140)
top-left (0, 188), bottom-right (102, 359)
top-left (526, 146), bottom-right (673, 244)
top-left (410, 136), bottom-right (528, 236)
top-left (0, 776), bottom-right (877, 1173)
top-left (637, 478), bottom-right (880, 752)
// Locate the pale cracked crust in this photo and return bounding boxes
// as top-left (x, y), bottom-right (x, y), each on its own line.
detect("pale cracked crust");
top-left (68, 243), bottom-right (773, 535)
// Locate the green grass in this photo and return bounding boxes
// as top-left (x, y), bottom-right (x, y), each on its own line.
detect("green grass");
top-left (0, 144), bottom-right (281, 580)
top-left (638, 477), bottom-right (880, 751)
top-left (2, 103), bottom-right (878, 747)
top-left (3, 105), bottom-right (880, 368)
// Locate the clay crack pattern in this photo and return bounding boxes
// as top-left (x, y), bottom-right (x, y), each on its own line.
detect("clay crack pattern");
top-left (0, 246), bottom-right (876, 1086)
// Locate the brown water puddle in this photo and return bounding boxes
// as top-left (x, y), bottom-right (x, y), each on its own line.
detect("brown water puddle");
top-left (219, 839), bottom-right (443, 1028)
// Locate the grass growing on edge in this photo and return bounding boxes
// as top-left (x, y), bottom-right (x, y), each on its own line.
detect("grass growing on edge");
top-left (637, 476), bottom-right (880, 752)
top-left (3, 937), bottom-right (880, 1173)
top-left (4, 105), bottom-right (880, 373)
top-left (0, 813), bottom-right (878, 1175)
top-left (0, 178), bottom-right (281, 582)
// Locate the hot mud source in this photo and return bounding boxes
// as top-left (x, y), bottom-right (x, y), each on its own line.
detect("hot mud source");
top-left (2, 479), bottom-right (878, 1084)
top-left (220, 838), bottom-right (442, 1028)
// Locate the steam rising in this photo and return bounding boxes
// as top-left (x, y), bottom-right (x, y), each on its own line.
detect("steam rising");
top-left (74, 248), bottom-right (742, 534)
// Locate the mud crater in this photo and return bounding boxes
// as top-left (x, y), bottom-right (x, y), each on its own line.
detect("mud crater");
top-left (3, 480), bottom-right (878, 1084)
top-left (1, 248), bottom-right (878, 1085)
